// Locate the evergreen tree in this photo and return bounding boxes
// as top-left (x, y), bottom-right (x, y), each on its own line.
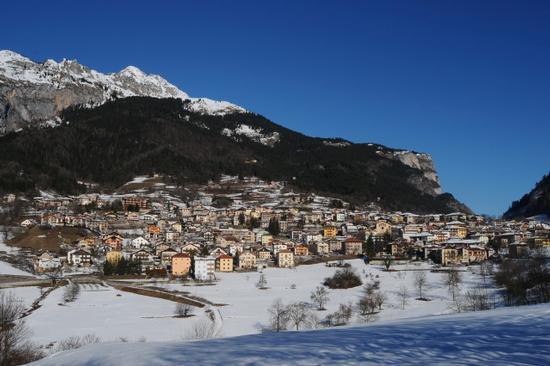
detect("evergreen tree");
top-left (248, 217), bottom-right (260, 229)
top-left (103, 260), bottom-right (114, 275)
top-left (268, 217), bottom-right (280, 236)
top-left (365, 234), bottom-right (375, 258)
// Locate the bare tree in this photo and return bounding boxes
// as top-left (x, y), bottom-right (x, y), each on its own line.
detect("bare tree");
top-left (338, 303), bottom-right (353, 324)
top-left (310, 286), bottom-right (330, 311)
top-left (0, 292), bottom-right (43, 365)
top-left (287, 302), bottom-right (309, 330)
top-left (363, 280), bottom-right (380, 295)
top-left (479, 262), bottom-right (493, 286)
top-left (55, 334), bottom-right (100, 352)
top-left (182, 318), bottom-right (219, 340)
top-left (328, 302), bottom-right (354, 326)
top-left (414, 271), bottom-right (428, 300)
top-left (445, 268), bottom-right (462, 301)
top-left (449, 294), bottom-right (465, 313)
top-left (358, 295), bottom-right (377, 319)
top-left (398, 285), bottom-right (408, 310)
top-left (256, 274), bottom-right (268, 289)
top-left (358, 297), bottom-right (374, 315)
top-left (175, 303), bottom-right (194, 318)
top-left (63, 282), bottom-right (80, 303)
top-left (268, 299), bottom-right (289, 332)
top-left (374, 292), bottom-right (386, 310)
top-left (464, 286), bottom-right (490, 311)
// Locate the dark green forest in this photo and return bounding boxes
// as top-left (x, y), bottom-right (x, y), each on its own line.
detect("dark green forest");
top-left (0, 97), bottom-right (466, 213)
top-left (503, 173), bottom-right (550, 219)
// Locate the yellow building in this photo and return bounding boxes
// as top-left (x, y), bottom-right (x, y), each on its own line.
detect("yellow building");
top-left (257, 249), bottom-right (272, 261)
top-left (277, 250), bottom-right (294, 268)
top-left (261, 234), bottom-right (273, 246)
top-left (216, 255), bottom-right (234, 272)
top-left (323, 226), bottom-right (338, 238)
top-left (238, 251), bottom-right (257, 270)
top-left (440, 247), bottom-right (459, 266)
top-left (447, 222), bottom-right (468, 239)
top-left (106, 250), bottom-right (123, 264)
top-left (172, 253), bottom-right (192, 276)
top-left (375, 220), bottom-right (392, 235)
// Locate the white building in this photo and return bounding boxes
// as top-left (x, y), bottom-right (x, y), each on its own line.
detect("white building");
top-left (194, 256), bottom-right (215, 281)
top-left (20, 219), bottom-right (36, 228)
top-left (35, 252), bottom-right (61, 272)
top-left (131, 236), bottom-right (150, 249)
top-left (67, 249), bottom-right (92, 266)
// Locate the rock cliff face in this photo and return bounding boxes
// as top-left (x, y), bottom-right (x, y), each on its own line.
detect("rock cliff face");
top-left (0, 50), bottom-right (243, 133)
top-left (377, 150), bottom-right (442, 196)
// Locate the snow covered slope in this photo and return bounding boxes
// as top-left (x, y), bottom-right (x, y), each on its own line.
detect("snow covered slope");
top-left (0, 50), bottom-right (245, 132)
top-left (32, 304), bottom-right (550, 366)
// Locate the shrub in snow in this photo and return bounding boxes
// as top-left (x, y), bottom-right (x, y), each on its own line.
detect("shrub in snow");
top-left (326, 303), bottom-right (353, 326)
top-left (55, 334), bottom-right (100, 352)
top-left (182, 319), bottom-right (219, 340)
top-left (174, 303), bottom-right (194, 318)
top-left (324, 268), bottom-right (362, 289)
top-left (63, 282), bottom-right (80, 303)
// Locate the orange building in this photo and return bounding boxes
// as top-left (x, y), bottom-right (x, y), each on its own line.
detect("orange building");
top-left (294, 244), bottom-right (309, 256)
top-left (103, 233), bottom-right (123, 251)
top-left (171, 253), bottom-right (192, 276)
top-left (148, 225), bottom-right (161, 235)
top-left (216, 255), bottom-right (234, 272)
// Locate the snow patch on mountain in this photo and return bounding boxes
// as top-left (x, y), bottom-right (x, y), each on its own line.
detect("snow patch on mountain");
top-left (187, 98), bottom-right (246, 116)
top-left (221, 124), bottom-right (280, 146)
top-left (323, 140), bottom-right (351, 147)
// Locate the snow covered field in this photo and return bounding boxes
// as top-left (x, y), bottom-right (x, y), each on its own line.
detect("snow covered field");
top-left (153, 259), bottom-right (495, 337)
top-left (31, 303), bottom-right (550, 366)
top-left (4, 259), bottom-right (497, 349)
top-left (24, 283), bottom-right (212, 345)
top-left (0, 260), bottom-right (33, 276)
top-left (0, 232), bottom-right (35, 276)
top-left (3, 286), bottom-right (42, 308)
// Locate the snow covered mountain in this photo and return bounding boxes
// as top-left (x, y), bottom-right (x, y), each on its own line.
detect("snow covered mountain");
top-left (30, 304), bottom-right (550, 366)
top-left (0, 50), bottom-right (245, 133)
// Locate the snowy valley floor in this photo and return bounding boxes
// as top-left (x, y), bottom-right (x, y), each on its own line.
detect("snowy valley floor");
top-left (31, 303), bottom-right (550, 366)
top-left (1, 259), bottom-right (502, 346)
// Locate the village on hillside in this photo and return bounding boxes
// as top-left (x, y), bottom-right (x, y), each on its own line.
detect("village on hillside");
top-left (1, 174), bottom-right (549, 279)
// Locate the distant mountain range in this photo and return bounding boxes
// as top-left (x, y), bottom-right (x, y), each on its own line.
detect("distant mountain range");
top-left (0, 50), bottom-right (470, 213)
top-left (503, 173), bottom-right (550, 219)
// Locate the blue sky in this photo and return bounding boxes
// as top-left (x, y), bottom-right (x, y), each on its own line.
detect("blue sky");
top-left (2, 0), bottom-right (549, 215)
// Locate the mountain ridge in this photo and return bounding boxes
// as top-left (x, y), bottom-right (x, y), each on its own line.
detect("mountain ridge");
top-left (0, 50), bottom-right (245, 133)
top-left (503, 172), bottom-right (550, 219)
top-left (0, 50), bottom-right (470, 213)
top-left (0, 97), bottom-right (469, 213)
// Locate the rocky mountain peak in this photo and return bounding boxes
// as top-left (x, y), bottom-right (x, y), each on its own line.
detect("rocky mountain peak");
top-left (0, 50), bottom-right (244, 133)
